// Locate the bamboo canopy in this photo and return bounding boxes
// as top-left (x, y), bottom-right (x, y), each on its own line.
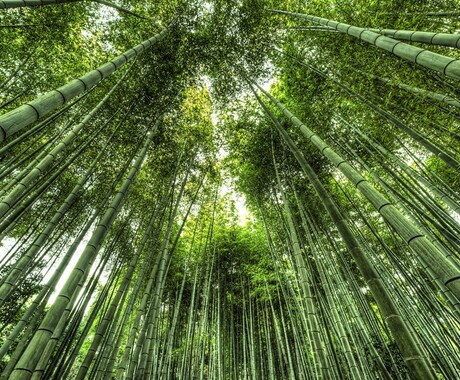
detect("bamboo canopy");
top-left (0, 1), bottom-right (459, 379)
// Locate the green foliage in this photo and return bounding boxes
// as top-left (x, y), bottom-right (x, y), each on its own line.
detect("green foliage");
top-left (0, 0), bottom-right (460, 378)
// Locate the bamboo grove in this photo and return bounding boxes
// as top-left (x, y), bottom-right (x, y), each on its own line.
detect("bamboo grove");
top-left (0, 0), bottom-right (459, 379)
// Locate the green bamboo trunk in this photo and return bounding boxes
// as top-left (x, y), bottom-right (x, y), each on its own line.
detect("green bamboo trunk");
top-left (0, 200), bottom-right (106, 361)
top-left (293, 25), bottom-right (460, 49)
top-left (0, 0), bottom-right (153, 20)
top-left (256, 83), bottom-right (460, 302)
top-left (273, 152), bottom-right (330, 379)
top-left (75, 128), bottom-right (160, 380)
top-left (267, 9), bottom-right (460, 80)
top-left (0, 68), bottom-right (133, 222)
top-left (0, 0), bottom-right (79, 8)
top-left (9, 128), bottom-right (155, 379)
top-left (347, 121), bottom-right (460, 216)
top-left (0, 27), bottom-right (169, 142)
top-left (0, 119), bottom-right (121, 305)
top-left (273, 49), bottom-right (459, 169)
top-left (351, 67), bottom-right (460, 109)
top-left (253, 87), bottom-right (439, 379)
top-left (368, 28), bottom-right (460, 49)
